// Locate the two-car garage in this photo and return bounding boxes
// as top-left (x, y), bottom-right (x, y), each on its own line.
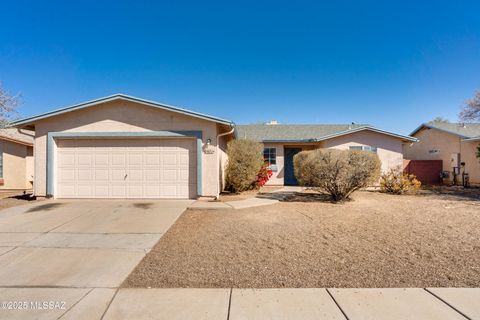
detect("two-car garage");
top-left (56, 138), bottom-right (197, 199)
top-left (12, 94), bottom-right (235, 199)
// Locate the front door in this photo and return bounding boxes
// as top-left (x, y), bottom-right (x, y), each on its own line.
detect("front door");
top-left (284, 147), bottom-right (302, 185)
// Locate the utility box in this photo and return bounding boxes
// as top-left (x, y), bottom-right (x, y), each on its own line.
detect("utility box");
top-left (450, 153), bottom-right (460, 168)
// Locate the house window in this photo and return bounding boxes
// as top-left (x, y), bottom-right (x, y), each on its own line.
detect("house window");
top-left (349, 145), bottom-right (377, 153)
top-left (429, 149), bottom-right (440, 154)
top-left (263, 147), bottom-right (277, 168)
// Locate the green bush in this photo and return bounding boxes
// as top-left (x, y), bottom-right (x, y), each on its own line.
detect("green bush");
top-left (380, 169), bottom-right (421, 194)
top-left (294, 148), bottom-right (381, 202)
top-left (225, 139), bottom-right (264, 193)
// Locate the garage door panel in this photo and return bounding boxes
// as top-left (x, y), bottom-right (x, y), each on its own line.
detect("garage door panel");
top-left (110, 185), bottom-right (127, 198)
top-left (111, 169), bottom-right (126, 181)
top-left (128, 169), bottom-right (143, 181)
top-left (94, 169), bottom-right (109, 181)
top-left (77, 169), bottom-right (93, 181)
top-left (57, 183), bottom-right (75, 197)
top-left (144, 169), bottom-right (160, 181)
top-left (95, 152), bottom-right (109, 165)
top-left (163, 153), bottom-right (178, 165)
top-left (128, 152), bottom-right (143, 165)
top-left (111, 152), bottom-right (127, 166)
top-left (56, 138), bottom-right (197, 199)
top-left (58, 152), bottom-right (76, 166)
top-left (144, 185), bottom-right (160, 197)
top-left (145, 153), bottom-right (160, 165)
top-left (77, 184), bottom-right (94, 197)
top-left (127, 184), bottom-right (143, 198)
top-left (163, 169), bottom-right (178, 181)
top-left (95, 185), bottom-right (109, 197)
top-left (58, 169), bottom-right (75, 181)
top-left (77, 153), bottom-right (93, 166)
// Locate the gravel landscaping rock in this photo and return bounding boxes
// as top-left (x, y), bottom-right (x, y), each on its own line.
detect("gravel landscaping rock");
top-left (123, 190), bottom-right (480, 288)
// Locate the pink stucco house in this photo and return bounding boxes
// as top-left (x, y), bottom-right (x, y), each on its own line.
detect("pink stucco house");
top-left (0, 128), bottom-right (34, 193)
top-left (12, 94), bottom-right (416, 199)
top-left (404, 122), bottom-right (480, 185)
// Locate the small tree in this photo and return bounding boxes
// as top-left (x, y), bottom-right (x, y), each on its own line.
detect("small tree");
top-left (294, 148), bottom-right (381, 202)
top-left (459, 90), bottom-right (480, 161)
top-left (0, 83), bottom-right (21, 128)
top-left (460, 90), bottom-right (480, 122)
top-left (225, 139), bottom-right (264, 193)
top-left (429, 117), bottom-right (450, 124)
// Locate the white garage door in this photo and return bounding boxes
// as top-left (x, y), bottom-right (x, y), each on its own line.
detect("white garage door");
top-left (56, 139), bottom-right (197, 199)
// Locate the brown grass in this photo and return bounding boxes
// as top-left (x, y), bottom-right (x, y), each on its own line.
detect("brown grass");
top-left (123, 190), bottom-right (480, 288)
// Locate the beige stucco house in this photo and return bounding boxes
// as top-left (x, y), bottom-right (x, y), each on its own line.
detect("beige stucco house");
top-left (0, 128), bottom-right (34, 191)
top-left (237, 123), bottom-right (417, 185)
top-left (403, 122), bottom-right (480, 185)
top-left (12, 94), bottom-right (416, 198)
top-left (13, 94), bottom-right (235, 199)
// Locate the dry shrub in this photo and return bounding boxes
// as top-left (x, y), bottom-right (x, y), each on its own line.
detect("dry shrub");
top-left (294, 149), bottom-right (381, 202)
top-left (380, 169), bottom-right (421, 194)
top-left (225, 139), bottom-right (264, 193)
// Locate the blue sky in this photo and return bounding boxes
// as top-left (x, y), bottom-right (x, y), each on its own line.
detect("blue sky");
top-left (1, 0), bottom-right (479, 134)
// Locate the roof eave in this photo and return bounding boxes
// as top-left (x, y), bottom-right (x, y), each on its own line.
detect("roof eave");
top-left (250, 126), bottom-right (417, 143)
top-left (0, 136), bottom-right (33, 146)
top-left (410, 123), bottom-right (471, 139)
top-left (318, 126), bottom-right (418, 143)
top-left (462, 136), bottom-right (480, 142)
top-left (11, 94), bottom-right (234, 127)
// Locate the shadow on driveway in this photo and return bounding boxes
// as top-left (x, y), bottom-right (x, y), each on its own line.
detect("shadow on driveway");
top-left (26, 203), bottom-right (64, 213)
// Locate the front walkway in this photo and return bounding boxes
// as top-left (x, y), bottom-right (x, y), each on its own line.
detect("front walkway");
top-left (1, 287), bottom-right (478, 319)
top-left (189, 186), bottom-right (302, 210)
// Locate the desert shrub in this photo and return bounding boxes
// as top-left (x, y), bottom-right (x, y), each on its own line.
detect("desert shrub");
top-left (380, 169), bottom-right (421, 194)
top-left (294, 148), bottom-right (381, 202)
top-left (254, 163), bottom-right (273, 189)
top-left (225, 139), bottom-right (264, 192)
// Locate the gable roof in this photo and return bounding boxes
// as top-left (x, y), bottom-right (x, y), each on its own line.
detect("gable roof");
top-left (11, 94), bottom-right (234, 127)
top-left (236, 124), bottom-right (417, 142)
top-left (410, 122), bottom-right (480, 139)
top-left (0, 128), bottom-right (34, 146)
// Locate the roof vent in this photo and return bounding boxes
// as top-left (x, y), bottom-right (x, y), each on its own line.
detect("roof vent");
top-left (266, 120), bottom-right (279, 125)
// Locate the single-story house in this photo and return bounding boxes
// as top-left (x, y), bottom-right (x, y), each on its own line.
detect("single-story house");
top-left (12, 94), bottom-right (235, 199)
top-left (403, 122), bottom-right (480, 185)
top-left (0, 128), bottom-right (34, 191)
top-left (237, 123), bottom-right (417, 185)
top-left (12, 94), bottom-right (416, 199)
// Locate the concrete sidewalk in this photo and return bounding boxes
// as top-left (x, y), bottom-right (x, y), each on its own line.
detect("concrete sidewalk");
top-left (1, 287), bottom-right (478, 319)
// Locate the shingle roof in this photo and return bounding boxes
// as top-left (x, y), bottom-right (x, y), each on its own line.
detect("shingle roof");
top-left (411, 122), bottom-right (480, 138)
top-left (11, 94), bottom-right (234, 127)
top-left (236, 124), bottom-right (417, 142)
top-left (0, 128), bottom-right (34, 145)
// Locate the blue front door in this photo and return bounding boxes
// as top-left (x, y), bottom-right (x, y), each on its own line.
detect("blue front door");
top-left (284, 148), bottom-right (302, 185)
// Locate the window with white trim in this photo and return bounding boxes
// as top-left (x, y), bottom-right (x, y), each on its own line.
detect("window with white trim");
top-left (263, 147), bottom-right (277, 166)
top-left (349, 145), bottom-right (377, 153)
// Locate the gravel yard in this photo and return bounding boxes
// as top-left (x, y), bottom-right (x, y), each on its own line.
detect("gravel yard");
top-left (124, 190), bottom-right (480, 288)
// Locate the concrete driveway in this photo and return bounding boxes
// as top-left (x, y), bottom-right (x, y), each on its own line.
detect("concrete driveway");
top-left (0, 199), bottom-right (192, 319)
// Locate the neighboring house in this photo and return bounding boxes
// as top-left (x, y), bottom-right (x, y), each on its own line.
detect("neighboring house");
top-left (0, 128), bottom-right (34, 191)
top-left (237, 123), bottom-right (417, 185)
top-left (403, 122), bottom-right (480, 185)
top-left (12, 94), bottom-right (235, 199)
top-left (12, 94), bottom-right (416, 199)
